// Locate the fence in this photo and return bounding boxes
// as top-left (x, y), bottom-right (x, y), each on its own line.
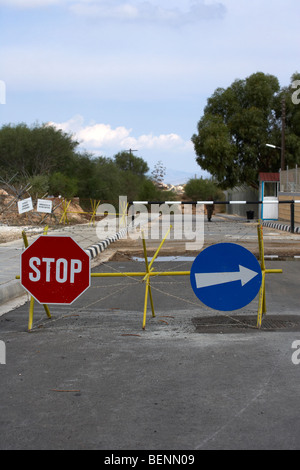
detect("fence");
top-left (2, 190), bottom-right (300, 234)
top-left (0, 194), bottom-right (106, 226)
top-left (280, 167), bottom-right (300, 193)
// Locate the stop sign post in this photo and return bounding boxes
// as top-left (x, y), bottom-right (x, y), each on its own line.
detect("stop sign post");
top-left (21, 236), bottom-right (90, 305)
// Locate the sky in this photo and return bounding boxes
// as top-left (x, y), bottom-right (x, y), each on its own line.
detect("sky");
top-left (0, 0), bottom-right (299, 184)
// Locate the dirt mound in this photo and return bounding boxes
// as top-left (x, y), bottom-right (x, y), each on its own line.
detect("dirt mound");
top-left (0, 195), bottom-right (88, 226)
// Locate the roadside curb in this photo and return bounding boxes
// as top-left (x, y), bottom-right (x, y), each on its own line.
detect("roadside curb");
top-left (0, 279), bottom-right (26, 305)
top-left (262, 220), bottom-right (300, 233)
top-left (84, 226), bottom-right (131, 260)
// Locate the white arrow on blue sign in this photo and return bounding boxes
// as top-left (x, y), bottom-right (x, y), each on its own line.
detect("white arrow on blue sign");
top-left (190, 243), bottom-right (262, 311)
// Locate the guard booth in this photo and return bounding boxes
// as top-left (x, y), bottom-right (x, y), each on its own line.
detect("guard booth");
top-left (259, 172), bottom-right (280, 220)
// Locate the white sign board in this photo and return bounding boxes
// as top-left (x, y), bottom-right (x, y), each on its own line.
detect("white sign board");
top-left (37, 199), bottom-right (52, 214)
top-left (18, 197), bottom-right (33, 214)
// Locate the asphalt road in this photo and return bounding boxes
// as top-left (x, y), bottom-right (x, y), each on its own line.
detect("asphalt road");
top-left (0, 253), bottom-right (300, 450)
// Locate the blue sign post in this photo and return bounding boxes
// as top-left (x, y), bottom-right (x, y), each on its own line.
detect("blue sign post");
top-left (190, 243), bottom-right (262, 311)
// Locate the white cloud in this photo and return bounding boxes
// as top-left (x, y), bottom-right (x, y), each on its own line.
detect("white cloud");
top-left (0, 0), bottom-right (61, 7)
top-left (49, 115), bottom-right (193, 155)
top-left (0, 0), bottom-right (226, 20)
top-left (79, 123), bottom-right (132, 148)
top-left (70, 0), bottom-right (226, 24)
top-left (70, 2), bottom-right (139, 21)
top-left (47, 115), bottom-right (198, 180)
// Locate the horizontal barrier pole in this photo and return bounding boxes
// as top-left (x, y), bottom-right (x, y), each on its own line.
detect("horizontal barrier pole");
top-left (16, 268), bottom-right (282, 281)
top-left (229, 201), bottom-right (247, 204)
top-left (17, 269), bottom-right (282, 280)
top-left (91, 271), bottom-right (190, 278)
top-left (130, 200), bottom-right (300, 205)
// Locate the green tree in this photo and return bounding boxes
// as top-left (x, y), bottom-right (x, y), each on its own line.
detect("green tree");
top-left (0, 122), bottom-right (156, 202)
top-left (273, 72), bottom-right (300, 166)
top-left (0, 122), bottom-right (79, 181)
top-left (184, 177), bottom-right (224, 201)
top-left (191, 72), bottom-right (300, 188)
top-left (114, 151), bottom-right (149, 176)
top-left (28, 174), bottom-right (50, 199)
top-left (138, 179), bottom-right (160, 200)
top-left (92, 157), bottom-right (123, 202)
top-left (138, 178), bottom-right (176, 202)
top-left (71, 153), bottom-right (100, 199)
top-left (112, 151), bottom-right (150, 201)
top-left (49, 172), bottom-right (78, 198)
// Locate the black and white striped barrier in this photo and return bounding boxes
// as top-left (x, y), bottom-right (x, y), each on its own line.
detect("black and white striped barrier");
top-left (85, 226), bottom-right (130, 260)
top-left (262, 221), bottom-right (300, 234)
top-left (130, 200), bottom-right (300, 205)
top-left (129, 200), bottom-right (300, 234)
top-left (83, 199), bottom-right (300, 260)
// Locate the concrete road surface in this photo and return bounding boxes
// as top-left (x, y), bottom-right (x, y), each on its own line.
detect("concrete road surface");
top-left (0, 215), bottom-right (300, 451)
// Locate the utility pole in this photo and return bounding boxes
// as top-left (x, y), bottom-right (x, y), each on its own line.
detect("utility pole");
top-left (127, 149), bottom-right (138, 155)
top-left (281, 97), bottom-right (286, 171)
top-left (126, 149), bottom-right (138, 171)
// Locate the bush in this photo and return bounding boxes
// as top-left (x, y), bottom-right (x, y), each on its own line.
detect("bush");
top-left (49, 172), bottom-right (78, 198)
top-left (28, 174), bottom-right (49, 199)
top-left (184, 177), bottom-right (224, 201)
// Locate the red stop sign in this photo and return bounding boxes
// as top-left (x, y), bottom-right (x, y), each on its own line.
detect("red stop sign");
top-left (21, 236), bottom-right (90, 304)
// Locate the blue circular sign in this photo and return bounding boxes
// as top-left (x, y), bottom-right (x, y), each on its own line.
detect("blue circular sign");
top-left (190, 243), bottom-right (262, 311)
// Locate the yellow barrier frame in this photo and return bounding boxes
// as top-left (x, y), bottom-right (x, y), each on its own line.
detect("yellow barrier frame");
top-left (21, 228), bottom-right (52, 331)
top-left (58, 199), bottom-right (130, 228)
top-left (59, 199), bottom-right (102, 226)
top-left (256, 221), bottom-right (282, 328)
top-left (120, 200), bottom-right (129, 228)
top-left (59, 198), bottom-right (71, 225)
top-left (16, 222), bottom-right (282, 331)
top-left (91, 225), bottom-right (190, 329)
top-left (89, 199), bottom-right (101, 226)
top-left (92, 223), bottom-right (283, 329)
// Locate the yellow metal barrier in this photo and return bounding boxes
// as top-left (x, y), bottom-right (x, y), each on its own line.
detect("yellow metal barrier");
top-left (59, 199), bottom-right (129, 226)
top-left (59, 199), bottom-right (102, 226)
top-left (21, 227), bottom-right (52, 331)
top-left (89, 199), bottom-right (101, 226)
top-left (91, 226), bottom-right (190, 329)
top-left (59, 199), bottom-right (72, 225)
top-left (92, 222), bottom-right (283, 330)
top-left (16, 222), bottom-right (283, 331)
top-left (256, 221), bottom-right (282, 328)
